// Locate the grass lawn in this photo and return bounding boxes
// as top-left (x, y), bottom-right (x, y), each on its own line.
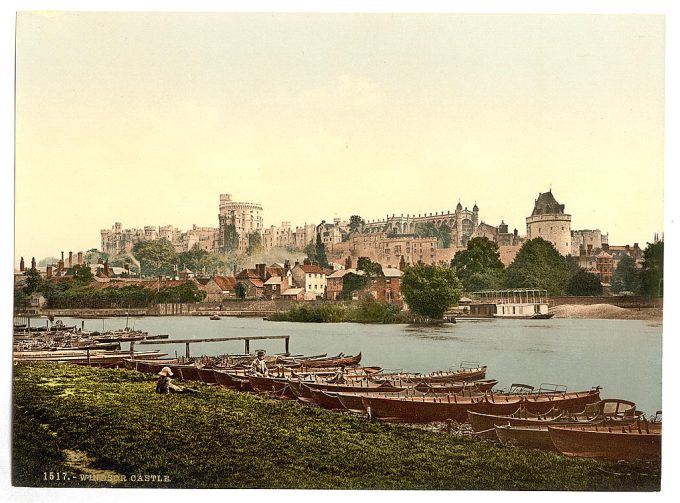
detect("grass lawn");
top-left (12, 362), bottom-right (660, 490)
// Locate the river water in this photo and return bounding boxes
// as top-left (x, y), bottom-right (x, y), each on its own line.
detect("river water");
top-left (61, 316), bottom-right (663, 416)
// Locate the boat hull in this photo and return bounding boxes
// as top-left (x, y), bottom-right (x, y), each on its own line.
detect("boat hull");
top-left (548, 423), bottom-right (661, 461)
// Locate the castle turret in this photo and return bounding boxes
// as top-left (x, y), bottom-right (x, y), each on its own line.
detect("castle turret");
top-left (526, 191), bottom-right (572, 255)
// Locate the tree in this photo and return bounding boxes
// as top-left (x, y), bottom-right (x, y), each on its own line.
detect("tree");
top-left (236, 281), bottom-right (248, 299)
top-left (84, 248), bottom-right (108, 265)
top-left (348, 215), bottom-right (365, 234)
top-left (247, 232), bottom-right (263, 256)
top-left (133, 239), bottom-right (177, 278)
top-left (338, 272), bottom-right (370, 300)
top-left (566, 270), bottom-right (603, 296)
top-left (400, 263), bottom-right (463, 319)
top-left (37, 257), bottom-right (59, 267)
top-left (303, 242), bottom-right (317, 263)
top-left (505, 238), bottom-right (569, 295)
top-left (451, 237), bottom-right (505, 291)
top-left (415, 222), bottom-right (451, 248)
top-left (178, 246), bottom-right (209, 274)
top-left (315, 233), bottom-right (329, 268)
top-left (71, 264), bottom-right (94, 284)
top-left (356, 257), bottom-right (384, 278)
top-left (639, 242), bottom-right (663, 297)
top-left (610, 255), bottom-right (640, 294)
top-left (414, 222), bottom-right (438, 238)
top-left (14, 289), bottom-right (28, 310)
top-left (222, 223), bottom-right (240, 253)
top-left (23, 268), bottom-right (44, 295)
top-left (437, 223), bottom-right (452, 249)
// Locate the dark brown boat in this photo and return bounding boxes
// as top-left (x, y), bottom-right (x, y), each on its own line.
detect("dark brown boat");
top-left (299, 352), bottom-right (362, 368)
top-left (247, 375), bottom-right (296, 399)
top-left (548, 421), bottom-right (661, 461)
top-left (197, 367), bottom-right (217, 384)
top-left (308, 388), bottom-right (346, 410)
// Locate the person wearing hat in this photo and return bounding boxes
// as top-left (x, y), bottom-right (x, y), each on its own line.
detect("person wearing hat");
top-left (251, 349), bottom-right (269, 376)
top-left (155, 366), bottom-right (198, 394)
top-left (156, 366), bottom-right (178, 394)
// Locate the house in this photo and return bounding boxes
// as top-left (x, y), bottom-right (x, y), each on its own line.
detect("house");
top-left (203, 276), bottom-right (238, 301)
top-left (326, 268), bottom-right (359, 300)
top-left (178, 267), bottom-right (195, 280)
top-left (291, 263), bottom-right (327, 299)
top-left (281, 288), bottom-right (305, 301)
top-left (380, 267), bottom-right (404, 305)
top-left (264, 276), bottom-right (289, 300)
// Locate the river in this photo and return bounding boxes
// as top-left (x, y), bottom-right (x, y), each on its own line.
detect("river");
top-left (61, 316), bottom-right (663, 416)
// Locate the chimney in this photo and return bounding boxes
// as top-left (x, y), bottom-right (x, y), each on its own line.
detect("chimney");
top-left (256, 263), bottom-right (266, 280)
top-left (233, 264), bottom-right (237, 277)
top-left (104, 261), bottom-right (109, 277)
top-left (294, 260), bottom-right (300, 266)
top-left (46, 265), bottom-right (53, 279)
top-left (31, 257), bottom-right (36, 270)
top-left (625, 245), bottom-right (630, 253)
top-left (58, 259), bottom-right (64, 272)
top-left (20, 257), bottom-right (24, 272)
top-left (77, 251), bottom-right (83, 265)
top-left (68, 251), bottom-right (73, 268)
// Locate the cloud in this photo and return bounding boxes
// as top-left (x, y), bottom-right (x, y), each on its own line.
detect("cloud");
top-left (298, 75), bottom-right (385, 111)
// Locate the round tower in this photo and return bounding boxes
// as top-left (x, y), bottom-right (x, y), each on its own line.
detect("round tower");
top-left (526, 190), bottom-right (572, 255)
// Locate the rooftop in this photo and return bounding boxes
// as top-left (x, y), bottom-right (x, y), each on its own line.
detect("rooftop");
top-left (531, 190), bottom-right (566, 216)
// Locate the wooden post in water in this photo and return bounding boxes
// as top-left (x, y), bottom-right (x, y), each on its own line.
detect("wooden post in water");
top-left (244, 338), bottom-right (250, 354)
top-left (185, 342), bottom-right (191, 359)
top-left (129, 341), bottom-right (136, 359)
top-left (87, 349), bottom-right (91, 367)
top-left (285, 336), bottom-right (290, 355)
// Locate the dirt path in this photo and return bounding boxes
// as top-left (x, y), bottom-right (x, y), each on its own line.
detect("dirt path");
top-left (551, 304), bottom-right (662, 321)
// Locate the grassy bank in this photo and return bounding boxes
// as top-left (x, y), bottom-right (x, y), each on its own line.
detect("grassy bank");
top-left (13, 363), bottom-right (660, 490)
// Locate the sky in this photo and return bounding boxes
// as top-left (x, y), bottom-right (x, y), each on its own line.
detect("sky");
top-left (14, 11), bottom-right (665, 263)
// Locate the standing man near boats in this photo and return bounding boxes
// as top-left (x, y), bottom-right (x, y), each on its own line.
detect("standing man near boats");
top-left (251, 349), bottom-right (269, 376)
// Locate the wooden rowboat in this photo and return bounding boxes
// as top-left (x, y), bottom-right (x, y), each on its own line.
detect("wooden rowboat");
top-left (548, 421), bottom-right (661, 461)
top-left (299, 352), bottom-right (362, 368)
top-left (468, 399), bottom-right (638, 439)
top-left (360, 388), bottom-right (601, 423)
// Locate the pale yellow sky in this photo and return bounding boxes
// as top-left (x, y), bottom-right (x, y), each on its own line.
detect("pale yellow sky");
top-left (15, 12), bottom-right (665, 262)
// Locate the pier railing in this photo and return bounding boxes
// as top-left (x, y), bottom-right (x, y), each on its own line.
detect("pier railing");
top-left (130, 335), bottom-right (290, 358)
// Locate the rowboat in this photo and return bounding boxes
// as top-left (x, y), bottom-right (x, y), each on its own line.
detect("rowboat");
top-left (213, 370), bottom-right (253, 391)
top-left (548, 421), bottom-right (661, 461)
top-left (308, 388), bottom-right (346, 410)
top-left (495, 425), bottom-right (559, 451)
top-left (358, 388), bottom-right (601, 423)
top-left (377, 366), bottom-right (487, 384)
top-left (361, 393), bottom-right (524, 423)
top-left (197, 367), bottom-right (218, 384)
top-left (247, 375), bottom-right (296, 399)
top-left (468, 398), bottom-right (638, 439)
top-left (299, 352), bottom-right (362, 368)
